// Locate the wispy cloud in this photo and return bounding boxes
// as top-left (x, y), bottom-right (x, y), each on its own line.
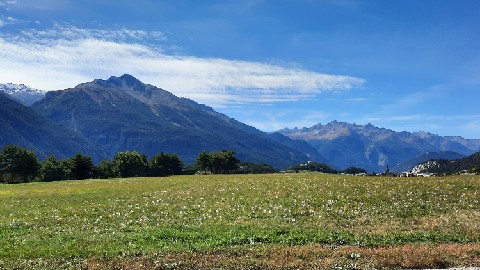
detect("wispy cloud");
top-left (1, 0), bottom-right (70, 11)
top-left (0, 16), bottom-right (18, 28)
top-left (0, 25), bottom-right (364, 106)
top-left (0, 0), bottom-right (17, 7)
top-left (364, 114), bottom-right (480, 124)
top-left (363, 114), bottom-right (427, 122)
top-left (242, 109), bottom-right (333, 131)
top-left (359, 113), bottom-right (480, 137)
top-left (461, 121), bottom-right (480, 137)
top-left (13, 23), bottom-right (166, 43)
top-left (346, 97), bottom-right (368, 102)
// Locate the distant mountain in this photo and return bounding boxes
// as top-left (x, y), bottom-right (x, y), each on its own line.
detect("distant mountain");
top-left (32, 74), bottom-right (309, 168)
top-left (0, 92), bottom-right (100, 160)
top-left (411, 151), bottom-right (480, 175)
top-left (0, 83), bottom-right (46, 106)
top-left (443, 136), bottom-right (480, 153)
top-left (279, 121), bottom-right (480, 172)
top-left (266, 132), bottom-right (328, 164)
top-left (394, 151), bottom-right (465, 172)
top-left (413, 132), bottom-right (480, 156)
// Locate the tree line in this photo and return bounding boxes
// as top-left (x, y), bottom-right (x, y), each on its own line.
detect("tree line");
top-left (288, 162), bottom-right (367, 175)
top-left (0, 145), bottom-right (276, 184)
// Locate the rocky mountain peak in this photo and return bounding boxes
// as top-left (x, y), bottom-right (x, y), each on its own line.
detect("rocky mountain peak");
top-left (107, 74), bottom-right (145, 90)
top-left (75, 74), bottom-right (149, 93)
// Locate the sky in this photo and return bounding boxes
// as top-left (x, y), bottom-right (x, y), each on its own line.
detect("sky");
top-left (1, 0), bottom-right (479, 138)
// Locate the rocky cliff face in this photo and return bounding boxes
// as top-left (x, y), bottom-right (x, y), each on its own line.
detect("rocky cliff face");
top-left (411, 151), bottom-right (480, 175)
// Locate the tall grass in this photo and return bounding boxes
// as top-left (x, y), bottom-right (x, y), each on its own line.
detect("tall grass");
top-left (0, 173), bottom-right (479, 268)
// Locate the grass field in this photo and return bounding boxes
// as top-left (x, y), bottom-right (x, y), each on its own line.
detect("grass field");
top-left (0, 173), bottom-right (479, 269)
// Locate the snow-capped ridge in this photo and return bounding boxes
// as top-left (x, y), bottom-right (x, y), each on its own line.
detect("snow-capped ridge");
top-left (0, 83), bottom-right (46, 95)
top-left (0, 83), bottom-right (47, 106)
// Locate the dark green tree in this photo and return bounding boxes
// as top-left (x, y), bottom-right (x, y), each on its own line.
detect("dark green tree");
top-left (68, 153), bottom-right (95, 180)
top-left (112, 151), bottom-right (148, 178)
top-left (96, 159), bottom-right (116, 179)
top-left (0, 145), bottom-right (39, 183)
top-left (182, 164), bottom-right (198, 175)
top-left (150, 153), bottom-right (183, 176)
top-left (210, 150), bottom-right (240, 174)
top-left (37, 155), bottom-right (68, 182)
top-left (341, 167), bottom-right (367, 175)
top-left (232, 162), bottom-right (278, 174)
top-left (289, 162), bottom-right (337, 174)
top-left (195, 151), bottom-right (212, 173)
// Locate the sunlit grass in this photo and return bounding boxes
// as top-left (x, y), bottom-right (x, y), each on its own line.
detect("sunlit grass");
top-left (0, 173), bottom-right (479, 269)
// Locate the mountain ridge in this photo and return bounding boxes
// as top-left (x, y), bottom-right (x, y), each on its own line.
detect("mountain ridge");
top-left (31, 74), bottom-right (310, 168)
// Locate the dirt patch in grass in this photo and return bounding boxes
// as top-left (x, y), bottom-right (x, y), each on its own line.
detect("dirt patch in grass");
top-left (83, 244), bottom-right (480, 270)
top-left (414, 210), bottom-right (480, 234)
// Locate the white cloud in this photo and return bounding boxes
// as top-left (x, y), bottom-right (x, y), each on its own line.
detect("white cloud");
top-left (0, 26), bottom-right (364, 106)
top-left (0, 0), bottom-right (17, 10)
top-left (0, 16), bottom-right (18, 27)
top-left (0, 0), bottom-right (17, 6)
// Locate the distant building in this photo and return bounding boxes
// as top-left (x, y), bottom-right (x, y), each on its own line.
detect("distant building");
top-left (400, 172), bottom-right (416, 177)
top-left (459, 170), bottom-right (472, 175)
top-left (384, 165), bottom-right (395, 176)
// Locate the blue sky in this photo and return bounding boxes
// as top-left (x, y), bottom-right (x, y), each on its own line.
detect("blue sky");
top-left (1, 0), bottom-right (479, 138)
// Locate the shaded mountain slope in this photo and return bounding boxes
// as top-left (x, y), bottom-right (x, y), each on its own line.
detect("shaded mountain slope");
top-left (0, 92), bottom-right (100, 160)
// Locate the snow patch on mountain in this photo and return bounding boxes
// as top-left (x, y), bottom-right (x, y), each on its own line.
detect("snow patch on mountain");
top-left (0, 83), bottom-right (46, 105)
top-left (0, 83), bottom-right (45, 94)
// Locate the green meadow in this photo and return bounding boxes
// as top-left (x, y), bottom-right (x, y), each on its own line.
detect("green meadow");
top-left (1, 173), bottom-right (479, 269)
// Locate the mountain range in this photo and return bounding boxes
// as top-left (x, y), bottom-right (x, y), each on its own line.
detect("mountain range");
top-left (279, 122), bottom-right (480, 172)
top-left (1, 75), bottom-right (479, 171)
